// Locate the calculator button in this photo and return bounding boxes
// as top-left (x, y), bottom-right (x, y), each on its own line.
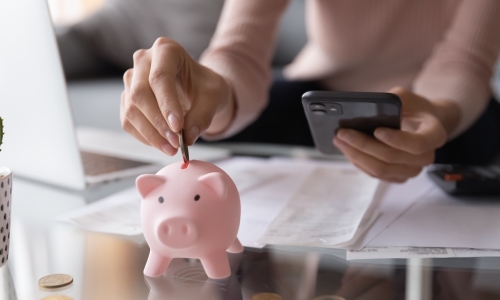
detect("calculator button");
top-left (444, 173), bottom-right (463, 181)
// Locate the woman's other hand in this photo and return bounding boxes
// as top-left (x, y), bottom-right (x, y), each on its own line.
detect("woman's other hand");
top-left (120, 37), bottom-right (235, 155)
top-left (333, 87), bottom-right (461, 183)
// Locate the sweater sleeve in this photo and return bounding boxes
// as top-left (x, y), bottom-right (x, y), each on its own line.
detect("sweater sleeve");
top-left (412, 0), bottom-right (500, 137)
top-left (199, 0), bottom-right (289, 140)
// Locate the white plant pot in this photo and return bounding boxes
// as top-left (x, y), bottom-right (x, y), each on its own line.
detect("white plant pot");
top-left (0, 166), bottom-right (12, 268)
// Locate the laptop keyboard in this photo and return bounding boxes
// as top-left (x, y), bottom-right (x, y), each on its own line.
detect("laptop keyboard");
top-left (80, 151), bottom-right (151, 176)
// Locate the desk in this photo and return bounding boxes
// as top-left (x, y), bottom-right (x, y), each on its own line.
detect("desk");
top-left (3, 167), bottom-right (500, 300)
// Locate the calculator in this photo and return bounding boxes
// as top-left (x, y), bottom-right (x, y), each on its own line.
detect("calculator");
top-left (427, 165), bottom-right (500, 196)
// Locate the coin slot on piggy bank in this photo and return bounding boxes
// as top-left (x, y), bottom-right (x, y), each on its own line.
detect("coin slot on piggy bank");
top-left (136, 160), bottom-right (243, 279)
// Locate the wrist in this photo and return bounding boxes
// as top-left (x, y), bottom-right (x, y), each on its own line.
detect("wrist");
top-left (205, 76), bottom-right (236, 135)
top-left (431, 99), bottom-right (461, 137)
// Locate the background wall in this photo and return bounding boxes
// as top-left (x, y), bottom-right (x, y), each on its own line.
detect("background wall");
top-left (48, 0), bottom-right (104, 25)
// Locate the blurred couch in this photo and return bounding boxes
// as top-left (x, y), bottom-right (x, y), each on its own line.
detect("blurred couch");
top-left (58, 0), bottom-right (307, 79)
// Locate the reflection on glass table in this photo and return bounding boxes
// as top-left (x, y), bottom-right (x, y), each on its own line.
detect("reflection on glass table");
top-left (145, 255), bottom-right (243, 300)
top-left (0, 264), bottom-right (17, 300)
top-left (5, 173), bottom-right (500, 300)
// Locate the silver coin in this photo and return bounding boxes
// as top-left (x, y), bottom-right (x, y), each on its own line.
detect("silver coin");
top-left (179, 129), bottom-right (189, 163)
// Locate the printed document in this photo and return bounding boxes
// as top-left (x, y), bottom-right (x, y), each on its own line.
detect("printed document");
top-left (347, 246), bottom-right (500, 260)
top-left (258, 165), bottom-right (380, 246)
top-left (58, 157), bottom-right (313, 248)
top-left (369, 187), bottom-right (500, 249)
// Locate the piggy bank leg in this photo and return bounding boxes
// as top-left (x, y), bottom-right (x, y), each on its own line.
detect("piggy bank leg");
top-left (200, 251), bottom-right (231, 279)
top-left (226, 237), bottom-right (244, 253)
top-left (144, 251), bottom-right (172, 277)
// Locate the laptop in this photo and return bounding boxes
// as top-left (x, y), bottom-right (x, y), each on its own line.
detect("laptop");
top-left (0, 0), bottom-right (223, 189)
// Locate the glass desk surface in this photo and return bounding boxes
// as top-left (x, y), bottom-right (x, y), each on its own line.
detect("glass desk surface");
top-left (3, 174), bottom-right (500, 300)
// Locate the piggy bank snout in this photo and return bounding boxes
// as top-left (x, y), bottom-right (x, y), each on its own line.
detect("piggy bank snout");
top-left (156, 217), bottom-right (199, 249)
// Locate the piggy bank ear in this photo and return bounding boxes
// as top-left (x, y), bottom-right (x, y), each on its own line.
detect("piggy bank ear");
top-left (198, 172), bottom-right (227, 200)
top-left (136, 174), bottom-right (166, 198)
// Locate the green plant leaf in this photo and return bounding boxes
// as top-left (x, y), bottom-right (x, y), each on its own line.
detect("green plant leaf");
top-left (0, 117), bottom-right (3, 151)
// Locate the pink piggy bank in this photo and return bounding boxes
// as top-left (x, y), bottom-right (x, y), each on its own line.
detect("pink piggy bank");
top-left (136, 160), bottom-right (243, 279)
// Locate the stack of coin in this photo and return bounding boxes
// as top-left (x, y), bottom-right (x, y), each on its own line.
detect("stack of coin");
top-left (250, 292), bottom-right (283, 300)
top-left (313, 296), bottom-right (346, 300)
top-left (38, 274), bottom-right (73, 289)
top-left (41, 296), bottom-right (73, 300)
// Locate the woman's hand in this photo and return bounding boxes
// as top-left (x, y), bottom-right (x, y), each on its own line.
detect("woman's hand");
top-left (120, 37), bottom-right (235, 155)
top-left (333, 87), bottom-right (461, 183)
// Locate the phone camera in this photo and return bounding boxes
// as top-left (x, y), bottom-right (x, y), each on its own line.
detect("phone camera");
top-left (309, 103), bottom-right (325, 110)
top-left (309, 102), bottom-right (342, 116)
top-left (312, 110), bottom-right (327, 115)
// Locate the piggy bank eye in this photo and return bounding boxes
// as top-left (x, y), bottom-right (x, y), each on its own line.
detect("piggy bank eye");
top-left (194, 195), bottom-right (200, 201)
top-left (158, 196), bottom-right (164, 204)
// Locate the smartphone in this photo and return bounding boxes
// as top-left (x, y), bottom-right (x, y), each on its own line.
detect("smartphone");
top-left (302, 91), bottom-right (402, 154)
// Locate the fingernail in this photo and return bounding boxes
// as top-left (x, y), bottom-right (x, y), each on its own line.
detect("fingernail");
top-left (337, 130), bottom-right (353, 143)
top-left (161, 142), bottom-right (175, 155)
top-left (375, 129), bottom-right (389, 141)
top-left (333, 138), bottom-right (348, 149)
top-left (190, 126), bottom-right (199, 145)
top-left (167, 114), bottom-right (180, 132)
top-left (166, 131), bottom-right (179, 148)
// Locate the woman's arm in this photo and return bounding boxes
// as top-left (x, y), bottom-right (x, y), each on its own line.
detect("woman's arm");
top-left (413, 0), bottom-right (500, 138)
top-left (200, 0), bottom-right (290, 139)
top-left (333, 0), bottom-right (500, 183)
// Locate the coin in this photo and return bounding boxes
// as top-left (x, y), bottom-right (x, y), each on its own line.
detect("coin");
top-left (41, 296), bottom-right (73, 300)
top-left (38, 274), bottom-right (73, 289)
top-left (313, 296), bottom-right (346, 300)
top-left (250, 292), bottom-right (283, 300)
top-left (178, 129), bottom-right (189, 163)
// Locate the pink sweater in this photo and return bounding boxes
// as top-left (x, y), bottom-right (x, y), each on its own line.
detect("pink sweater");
top-left (200, 0), bottom-right (500, 139)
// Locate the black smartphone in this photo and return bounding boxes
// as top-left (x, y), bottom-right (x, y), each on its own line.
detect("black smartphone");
top-left (302, 91), bottom-right (402, 154)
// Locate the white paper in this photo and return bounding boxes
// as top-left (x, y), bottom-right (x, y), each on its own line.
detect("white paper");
top-left (258, 165), bottom-right (380, 246)
top-left (347, 246), bottom-right (500, 260)
top-left (369, 187), bottom-right (500, 249)
top-left (452, 248), bottom-right (500, 257)
top-left (237, 163), bottom-right (315, 248)
top-left (347, 172), bottom-right (435, 250)
top-left (327, 212), bottom-right (381, 248)
top-left (347, 246), bottom-right (453, 260)
top-left (57, 157), bottom-right (313, 248)
top-left (215, 157), bottom-right (285, 193)
top-left (58, 187), bottom-right (142, 236)
top-left (267, 158), bottom-right (384, 249)
top-left (220, 157), bottom-right (315, 247)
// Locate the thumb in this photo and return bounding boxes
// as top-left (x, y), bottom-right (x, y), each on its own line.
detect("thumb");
top-left (183, 95), bottom-right (219, 145)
